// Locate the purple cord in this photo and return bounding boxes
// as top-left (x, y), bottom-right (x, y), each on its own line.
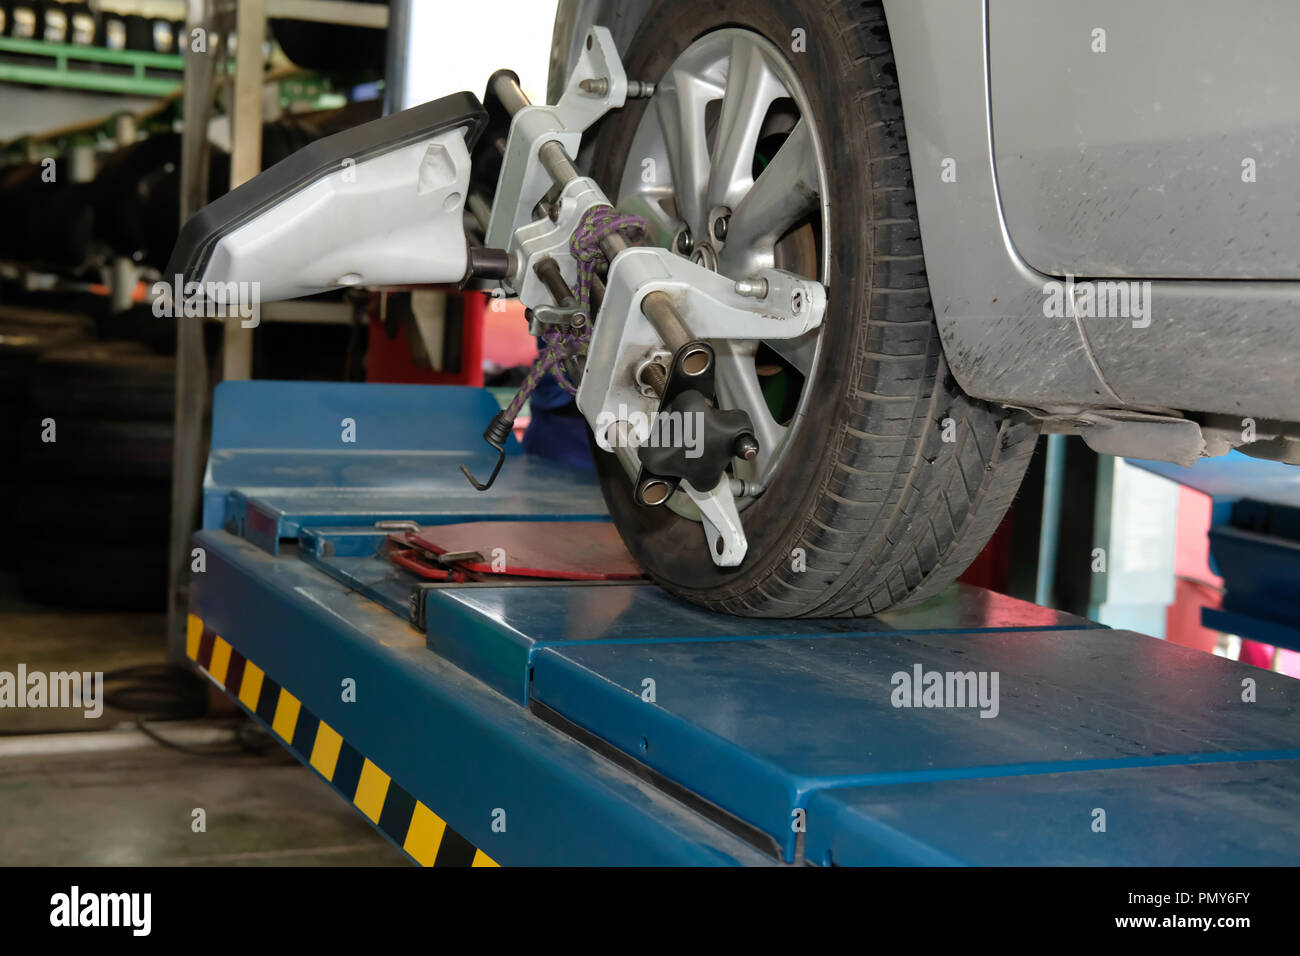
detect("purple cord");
top-left (501, 204), bottom-right (645, 421)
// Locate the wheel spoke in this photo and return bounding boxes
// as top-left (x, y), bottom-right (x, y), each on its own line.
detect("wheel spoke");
top-left (616, 192), bottom-right (678, 248)
top-left (719, 117), bottom-right (820, 278)
top-left (763, 327), bottom-right (820, 378)
top-left (706, 37), bottom-right (786, 213)
top-left (713, 339), bottom-right (787, 483)
top-left (618, 29), bottom-right (828, 512)
top-left (655, 68), bottom-right (719, 240)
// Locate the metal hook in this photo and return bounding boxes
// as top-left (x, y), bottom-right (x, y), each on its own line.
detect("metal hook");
top-left (460, 411), bottom-right (514, 491)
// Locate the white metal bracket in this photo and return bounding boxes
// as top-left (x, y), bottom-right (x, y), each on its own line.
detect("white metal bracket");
top-left (576, 246), bottom-right (826, 443)
top-left (683, 475), bottom-right (747, 567)
top-left (484, 24), bottom-right (627, 251)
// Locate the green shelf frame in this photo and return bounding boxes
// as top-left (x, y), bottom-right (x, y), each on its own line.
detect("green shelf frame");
top-left (0, 36), bottom-right (184, 96)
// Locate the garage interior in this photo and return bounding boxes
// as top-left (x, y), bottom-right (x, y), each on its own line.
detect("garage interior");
top-left (1, 0), bottom-right (1298, 869)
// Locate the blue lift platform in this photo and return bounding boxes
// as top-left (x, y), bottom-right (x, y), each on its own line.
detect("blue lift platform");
top-left (1136, 453), bottom-right (1300, 655)
top-left (187, 381), bottom-right (1300, 866)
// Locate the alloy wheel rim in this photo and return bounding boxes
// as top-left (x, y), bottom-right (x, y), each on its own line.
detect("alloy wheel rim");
top-left (616, 27), bottom-right (831, 513)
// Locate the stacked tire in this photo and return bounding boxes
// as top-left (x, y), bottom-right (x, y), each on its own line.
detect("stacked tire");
top-left (0, 307), bottom-right (92, 570)
top-left (17, 342), bottom-right (174, 610)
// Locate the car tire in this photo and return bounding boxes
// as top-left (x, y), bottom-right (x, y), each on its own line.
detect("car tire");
top-left (585, 0), bottom-right (1039, 616)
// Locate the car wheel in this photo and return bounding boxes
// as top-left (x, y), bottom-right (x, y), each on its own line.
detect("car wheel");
top-left (586, 0), bottom-right (1039, 616)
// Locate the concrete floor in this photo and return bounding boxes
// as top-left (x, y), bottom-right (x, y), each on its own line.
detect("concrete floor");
top-left (0, 577), bottom-right (406, 865)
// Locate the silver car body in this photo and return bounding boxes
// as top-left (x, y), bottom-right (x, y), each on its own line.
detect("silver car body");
top-left (552, 0), bottom-right (1300, 463)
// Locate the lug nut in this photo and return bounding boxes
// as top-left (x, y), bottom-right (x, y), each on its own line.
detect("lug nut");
top-left (730, 478), bottom-right (766, 498)
top-left (712, 215), bottom-right (729, 242)
top-left (733, 434), bottom-right (760, 461)
top-left (581, 77), bottom-right (654, 98)
top-left (674, 228), bottom-right (693, 254)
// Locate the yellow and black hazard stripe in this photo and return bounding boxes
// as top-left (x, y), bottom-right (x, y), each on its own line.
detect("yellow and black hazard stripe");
top-left (186, 614), bottom-right (498, 867)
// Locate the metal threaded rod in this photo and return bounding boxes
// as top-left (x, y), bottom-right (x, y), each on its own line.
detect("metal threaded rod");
top-left (641, 361), bottom-right (667, 396)
top-left (490, 71), bottom-right (531, 118)
top-left (639, 291), bottom-right (691, 354)
top-left (492, 71), bottom-right (695, 349)
top-left (538, 140), bottom-right (581, 189)
top-left (467, 193), bottom-right (493, 231)
top-left (534, 256), bottom-right (577, 307)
